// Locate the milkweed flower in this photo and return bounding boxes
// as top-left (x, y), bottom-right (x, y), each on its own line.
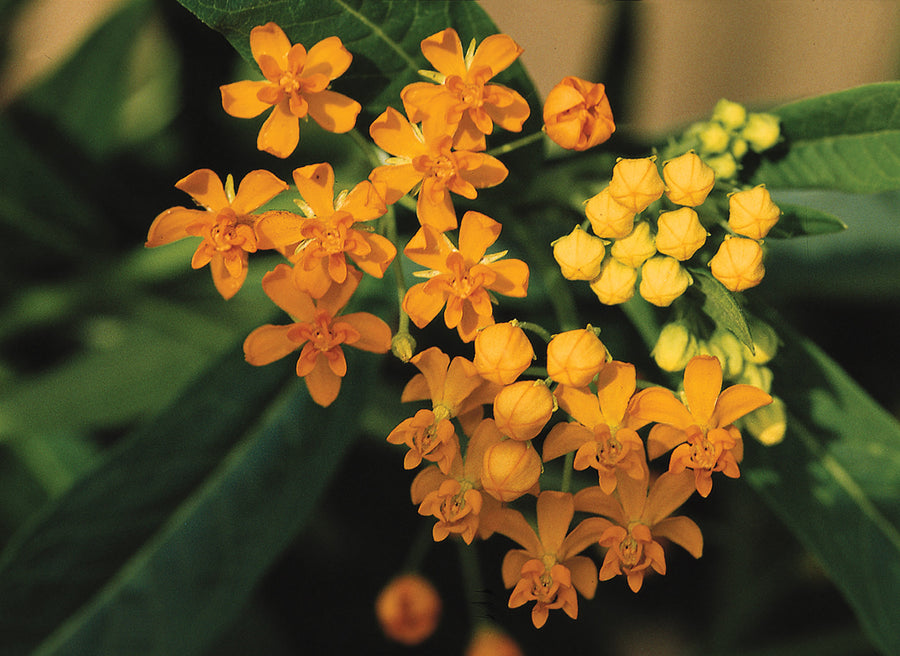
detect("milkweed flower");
top-left (709, 236), bottom-right (765, 292)
top-left (608, 157), bottom-right (665, 213)
top-left (375, 573), bottom-right (442, 645)
top-left (147, 169), bottom-right (288, 299)
top-left (662, 151), bottom-right (715, 207)
top-left (403, 211), bottom-right (529, 342)
top-left (546, 328), bottom-right (607, 387)
top-left (220, 23), bottom-right (361, 158)
top-left (543, 362), bottom-right (648, 494)
top-left (254, 162), bottom-right (394, 298)
top-left (543, 76), bottom-right (615, 151)
top-left (473, 321), bottom-right (535, 385)
top-left (728, 185), bottom-right (781, 239)
top-left (629, 355), bottom-right (772, 496)
top-left (574, 469), bottom-right (703, 592)
top-left (402, 28), bottom-right (530, 151)
top-left (243, 264), bottom-right (391, 406)
top-left (486, 491), bottom-right (607, 628)
top-left (655, 207), bottom-right (707, 261)
top-left (369, 107), bottom-right (508, 231)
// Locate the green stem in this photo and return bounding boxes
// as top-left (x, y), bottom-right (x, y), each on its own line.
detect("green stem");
top-left (456, 540), bottom-right (484, 628)
top-left (561, 452), bottom-right (575, 493)
top-left (515, 320), bottom-right (552, 343)
top-left (348, 128), bottom-right (383, 170)
top-left (383, 207), bottom-right (410, 335)
top-left (486, 131), bottom-right (545, 158)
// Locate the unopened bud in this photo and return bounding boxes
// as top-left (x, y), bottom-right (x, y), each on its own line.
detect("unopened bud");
top-left (705, 152), bottom-right (738, 180)
top-left (652, 321), bottom-right (698, 372)
top-left (543, 76), bottom-right (616, 151)
top-left (709, 236), bottom-right (765, 292)
top-left (474, 322), bottom-right (535, 385)
top-left (742, 112), bottom-right (781, 152)
top-left (728, 185), bottom-right (781, 239)
top-left (391, 332), bottom-right (417, 363)
top-left (639, 255), bottom-right (692, 307)
top-left (738, 363), bottom-right (773, 393)
top-left (552, 225), bottom-right (606, 280)
top-left (611, 221), bottom-right (656, 268)
top-left (741, 396), bottom-right (786, 445)
top-left (375, 574), bottom-right (442, 646)
top-left (697, 121), bottom-right (730, 154)
top-left (493, 380), bottom-right (556, 441)
top-left (546, 328), bottom-right (607, 387)
top-left (584, 187), bottom-right (635, 239)
top-left (608, 157), bottom-right (665, 213)
top-left (711, 99), bottom-right (747, 131)
top-left (663, 151), bottom-right (716, 207)
top-left (655, 207), bottom-right (708, 260)
top-left (708, 328), bottom-right (746, 379)
top-left (590, 257), bottom-right (637, 305)
top-left (466, 625), bottom-right (525, 656)
top-left (482, 439), bottom-right (542, 502)
top-left (745, 318), bottom-right (779, 364)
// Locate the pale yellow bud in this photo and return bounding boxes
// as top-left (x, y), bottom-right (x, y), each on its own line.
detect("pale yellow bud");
top-left (738, 363), bottom-right (773, 393)
top-left (611, 221), bottom-right (656, 268)
top-left (663, 151), bottom-right (716, 207)
top-left (744, 318), bottom-right (779, 364)
top-left (639, 255), bottom-right (692, 307)
top-left (608, 157), bottom-right (665, 213)
top-left (655, 207), bottom-right (708, 260)
top-left (708, 328), bottom-right (746, 379)
top-left (742, 112), bottom-right (781, 152)
top-left (590, 257), bottom-right (637, 305)
top-left (584, 187), bottom-right (635, 239)
top-left (711, 99), bottom-right (747, 131)
top-left (742, 396), bottom-right (786, 446)
top-left (652, 321), bottom-right (699, 372)
top-left (391, 332), bottom-right (416, 363)
top-left (552, 225), bottom-right (606, 280)
top-left (705, 153), bottom-right (738, 180)
top-left (731, 138), bottom-right (748, 159)
top-left (709, 236), bottom-right (765, 292)
top-left (698, 121), bottom-right (730, 154)
top-left (728, 185), bottom-right (781, 239)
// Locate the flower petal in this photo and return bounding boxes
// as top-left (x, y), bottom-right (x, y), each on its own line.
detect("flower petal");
top-left (629, 387), bottom-right (694, 430)
top-left (403, 283), bottom-right (446, 329)
top-left (483, 86), bottom-right (530, 131)
top-left (647, 424), bottom-right (687, 460)
top-left (146, 207), bottom-right (207, 247)
top-left (261, 263), bottom-right (316, 320)
top-left (459, 153), bottom-right (509, 189)
top-left (306, 90), bottom-right (361, 133)
top-left (408, 347), bottom-right (451, 402)
top-left (713, 384), bottom-right (773, 427)
top-left (257, 100), bottom-right (300, 158)
top-left (351, 232), bottom-right (396, 278)
top-left (250, 22), bottom-right (292, 69)
top-left (369, 163), bottom-right (422, 205)
top-left (643, 470), bottom-right (696, 526)
top-left (339, 312), bottom-right (392, 352)
top-left (683, 355), bottom-right (722, 425)
top-left (596, 361), bottom-right (636, 426)
top-left (293, 162), bottom-right (336, 218)
top-left (303, 35), bottom-right (353, 80)
top-left (469, 33), bottom-right (523, 76)
top-left (458, 211), bottom-right (501, 261)
top-left (565, 554), bottom-right (599, 599)
top-left (254, 210), bottom-right (306, 250)
top-left (220, 80), bottom-right (273, 118)
top-left (536, 490), bottom-right (574, 554)
top-left (175, 169), bottom-right (227, 212)
top-left (243, 324), bottom-right (299, 366)
top-left (210, 252), bottom-right (246, 299)
top-left (316, 267), bottom-right (361, 316)
top-left (231, 170), bottom-right (288, 215)
top-left (652, 515), bottom-right (703, 558)
top-left (404, 224), bottom-right (454, 270)
top-left (369, 106), bottom-right (424, 158)
top-left (341, 180), bottom-right (387, 221)
top-left (554, 384), bottom-right (603, 429)
top-left (303, 355), bottom-right (342, 406)
top-left (485, 259), bottom-right (529, 297)
top-left (416, 180), bottom-right (458, 232)
top-left (420, 28), bottom-right (465, 78)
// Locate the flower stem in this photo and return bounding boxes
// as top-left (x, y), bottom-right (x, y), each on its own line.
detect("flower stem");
top-left (561, 452), bottom-right (575, 493)
top-left (457, 540), bottom-right (485, 628)
top-left (515, 320), bottom-right (552, 343)
top-left (486, 131), bottom-right (545, 158)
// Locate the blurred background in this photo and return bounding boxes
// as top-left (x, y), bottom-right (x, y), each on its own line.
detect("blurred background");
top-left (1, 1), bottom-right (899, 654)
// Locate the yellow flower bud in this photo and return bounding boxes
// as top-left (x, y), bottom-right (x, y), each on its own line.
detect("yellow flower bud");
top-left (744, 318), bottom-right (779, 364)
top-left (375, 574), bottom-right (442, 646)
top-left (546, 328), bottom-right (607, 387)
top-left (697, 121), bottom-right (730, 154)
top-left (742, 112), bottom-right (781, 152)
top-left (474, 322), bottom-right (535, 385)
top-left (493, 380), bottom-right (555, 441)
top-left (711, 99), bottom-right (747, 131)
top-left (662, 151), bottom-right (716, 207)
top-left (590, 257), bottom-right (637, 305)
top-left (708, 328), bottom-right (746, 379)
top-left (731, 138), bottom-right (748, 159)
top-left (738, 362), bottom-right (773, 393)
top-left (741, 396), bottom-right (786, 446)
top-left (608, 157), bottom-right (665, 213)
top-left (611, 221), bottom-right (656, 268)
top-left (705, 153), bottom-right (738, 180)
top-left (652, 321), bottom-right (698, 372)
top-left (481, 439), bottom-right (542, 502)
top-left (728, 185), bottom-right (781, 239)
top-left (584, 187), bottom-right (635, 238)
top-left (552, 225), bottom-right (606, 280)
top-left (391, 331), bottom-right (416, 363)
top-left (639, 255), bottom-right (692, 307)
top-left (709, 236), bottom-right (765, 291)
top-left (655, 207), bottom-right (708, 260)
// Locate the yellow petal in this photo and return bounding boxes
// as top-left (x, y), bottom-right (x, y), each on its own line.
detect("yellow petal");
top-left (536, 490), bottom-right (574, 554)
top-left (683, 355), bottom-right (723, 425)
top-left (554, 385), bottom-right (602, 430)
top-left (250, 22), bottom-right (292, 69)
top-left (595, 361), bottom-right (636, 425)
top-left (175, 169), bottom-right (227, 212)
top-left (231, 170), bottom-right (288, 215)
top-left (257, 100), bottom-right (299, 158)
top-left (420, 28), bottom-right (465, 78)
top-left (306, 90), bottom-right (361, 133)
top-left (220, 80), bottom-right (273, 118)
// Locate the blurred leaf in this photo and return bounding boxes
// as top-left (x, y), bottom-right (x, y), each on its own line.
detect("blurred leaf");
top-left (0, 343), bottom-right (377, 656)
top-left (753, 82), bottom-right (900, 193)
top-left (689, 269), bottom-right (753, 349)
top-left (743, 316), bottom-right (900, 656)
top-left (767, 203), bottom-right (848, 239)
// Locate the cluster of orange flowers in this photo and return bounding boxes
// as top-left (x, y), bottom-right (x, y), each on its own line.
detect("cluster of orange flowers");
top-left (145, 19), bottom-right (779, 640)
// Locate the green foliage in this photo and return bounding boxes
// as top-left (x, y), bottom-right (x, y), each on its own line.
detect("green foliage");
top-left (767, 203), bottom-right (848, 239)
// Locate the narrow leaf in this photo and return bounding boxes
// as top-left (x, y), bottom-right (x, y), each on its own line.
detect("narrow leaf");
top-left (767, 202), bottom-right (848, 239)
top-left (689, 268), bottom-right (753, 349)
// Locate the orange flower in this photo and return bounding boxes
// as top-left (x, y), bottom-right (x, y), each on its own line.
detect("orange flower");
top-left (243, 264), bottom-right (391, 406)
top-left (487, 491), bottom-right (606, 628)
top-left (255, 162), bottom-right (394, 298)
top-left (543, 76), bottom-right (615, 151)
top-left (574, 469), bottom-right (703, 592)
top-left (629, 355), bottom-right (772, 496)
top-left (375, 573), bottom-right (442, 645)
top-left (368, 107), bottom-right (508, 231)
top-left (403, 212), bottom-right (529, 342)
top-left (147, 169), bottom-right (288, 299)
top-left (401, 28), bottom-right (530, 151)
top-left (220, 23), bottom-right (361, 158)
top-left (465, 625), bottom-right (524, 656)
top-left (543, 362), bottom-right (649, 494)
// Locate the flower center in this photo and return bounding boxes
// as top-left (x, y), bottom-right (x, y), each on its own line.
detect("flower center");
top-left (278, 72), bottom-right (300, 95)
top-left (688, 433), bottom-right (720, 470)
top-left (209, 209), bottom-right (252, 252)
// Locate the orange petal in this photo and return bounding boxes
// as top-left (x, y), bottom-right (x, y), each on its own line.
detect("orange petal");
top-left (261, 263), bottom-right (316, 320)
top-left (292, 258), bottom-right (333, 299)
top-left (542, 422), bottom-right (593, 462)
top-left (175, 169), bottom-right (227, 212)
top-left (292, 162), bottom-right (336, 218)
top-left (351, 233), bottom-right (396, 277)
top-left (303, 355), bottom-right (342, 406)
top-left (463, 418), bottom-right (504, 482)
top-left (416, 181), bottom-right (458, 232)
top-left (628, 387), bottom-right (693, 430)
top-left (257, 100), bottom-right (299, 158)
top-left (341, 180), bottom-right (386, 221)
top-left (420, 28), bottom-right (465, 78)
top-left (231, 170), bottom-right (288, 215)
top-left (303, 35), bottom-right (352, 80)
top-left (554, 385), bottom-right (602, 430)
top-left (250, 22), bottom-right (292, 69)
top-left (244, 324), bottom-right (299, 366)
top-left (369, 107), bottom-right (424, 158)
top-left (254, 210), bottom-right (306, 250)
top-left (469, 33), bottom-right (523, 76)
top-left (615, 465), bottom-right (650, 522)
top-left (485, 259), bottom-right (529, 297)
top-left (146, 207), bottom-right (206, 247)
top-left (536, 490), bottom-right (575, 554)
top-left (683, 355), bottom-right (722, 425)
top-left (560, 518), bottom-right (610, 564)
top-left (403, 224), bottom-right (454, 270)
top-left (500, 549), bottom-right (532, 589)
top-left (483, 86), bottom-right (530, 131)
top-left (401, 83), bottom-right (454, 125)
top-left (713, 384), bottom-right (773, 427)
top-left (339, 312), bottom-right (392, 352)
top-left (647, 424), bottom-right (687, 460)
top-left (493, 509), bottom-right (542, 557)
top-left (306, 90), bottom-right (361, 133)
top-left (408, 347), bottom-right (451, 401)
top-left (458, 211), bottom-right (501, 261)
top-left (316, 267), bottom-right (361, 316)
top-left (220, 80), bottom-right (273, 118)
top-left (573, 486), bottom-right (626, 525)
top-left (643, 470), bottom-right (696, 525)
top-left (596, 361), bottom-right (636, 426)
top-left (402, 283), bottom-right (446, 329)
top-left (369, 163), bottom-right (422, 205)
top-left (565, 554), bottom-right (600, 599)
top-left (210, 252), bottom-right (246, 299)
top-left (459, 153), bottom-right (508, 189)
top-left (653, 515), bottom-right (703, 558)
top-left (451, 113), bottom-right (488, 152)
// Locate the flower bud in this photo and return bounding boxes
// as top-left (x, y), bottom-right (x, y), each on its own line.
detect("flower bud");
top-left (705, 153), bottom-right (738, 180)
top-left (552, 225), bottom-right (606, 280)
top-left (608, 157), bottom-right (665, 213)
top-left (474, 322), bottom-right (534, 385)
top-left (391, 331), bottom-right (416, 363)
top-left (731, 138), bottom-right (748, 159)
top-left (697, 121), bottom-right (730, 153)
top-left (741, 396), bottom-right (786, 446)
top-left (466, 625), bottom-right (525, 656)
top-left (738, 362), bottom-right (773, 393)
top-left (493, 380), bottom-right (555, 441)
top-left (546, 328), bottom-right (607, 387)
top-left (543, 76), bottom-right (616, 151)
top-left (711, 99), bottom-right (747, 131)
top-left (375, 573), bottom-right (442, 645)
top-left (709, 236), bottom-right (765, 291)
top-left (728, 185), bottom-right (781, 239)
top-left (742, 112), bottom-right (781, 152)
top-left (639, 255), bottom-right (692, 307)
top-left (652, 321), bottom-right (699, 372)
top-left (611, 221), bottom-right (656, 268)
top-left (744, 318), bottom-right (779, 364)
top-left (590, 257), bottom-right (637, 305)
top-left (708, 328), bottom-right (746, 379)
top-left (584, 187), bottom-right (635, 239)
top-left (662, 151), bottom-right (716, 207)
top-left (481, 439), bottom-right (542, 502)
top-left (655, 207), bottom-right (708, 260)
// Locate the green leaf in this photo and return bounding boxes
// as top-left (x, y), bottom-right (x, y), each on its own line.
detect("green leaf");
top-left (743, 316), bottom-right (900, 656)
top-left (689, 268), bottom-right (753, 349)
top-left (752, 82), bottom-right (900, 193)
top-left (767, 202), bottom-right (848, 239)
top-left (0, 345), bottom-right (376, 655)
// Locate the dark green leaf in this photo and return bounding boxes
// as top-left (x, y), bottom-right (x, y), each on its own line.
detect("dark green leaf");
top-left (743, 316), bottom-right (900, 656)
top-left (767, 202), bottom-right (848, 239)
top-left (689, 268), bottom-right (753, 349)
top-left (0, 344), bottom-right (377, 655)
top-left (752, 82), bottom-right (900, 193)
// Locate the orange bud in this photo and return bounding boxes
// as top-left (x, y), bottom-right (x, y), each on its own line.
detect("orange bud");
top-left (608, 157), bottom-right (665, 213)
top-left (542, 76), bottom-right (615, 151)
top-left (493, 380), bottom-right (555, 440)
top-left (552, 225), bottom-right (606, 280)
top-left (655, 207), bottom-right (707, 260)
top-left (709, 236), bottom-right (765, 291)
top-left (584, 187), bottom-right (635, 239)
top-left (546, 328), bottom-right (607, 387)
top-left (481, 439), bottom-right (542, 502)
top-left (590, 257), bottom-right (637, 305)
top-left (728, 185), bottom-right (780, 239)
top-left (663, 151), bottom-right (715, 206)
top-left (639, 255), bottom-right (692, 307)
top-left (610, 221), bottom-right (656, 268)
top-left (474, 322), bottom-right (534, 385)
top-left (466, 625), bottom-right (525, 656)
top-left (375, 573), bottom-right (442, 646)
